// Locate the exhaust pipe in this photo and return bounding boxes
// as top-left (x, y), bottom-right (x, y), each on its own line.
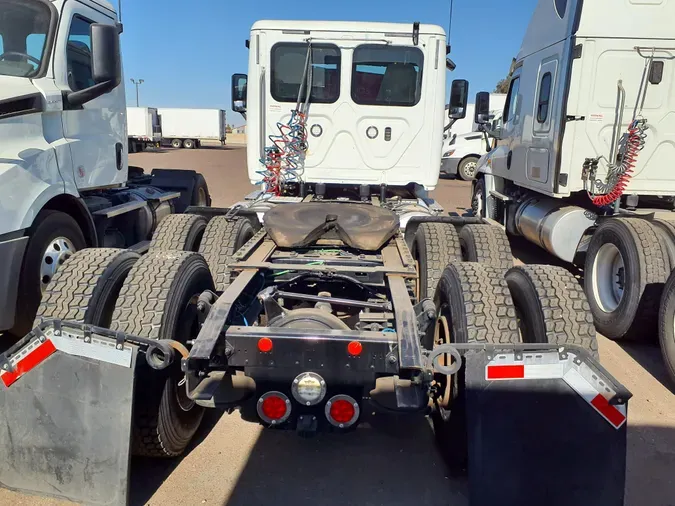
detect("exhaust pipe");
top-left (514, 197), bottom-right (597, 263)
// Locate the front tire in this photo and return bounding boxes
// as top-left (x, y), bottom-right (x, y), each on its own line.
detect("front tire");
top-left (584, 218), bottom-right (670, 341)
top-left (457, 156), bottom-right (479, 181)
top-left (10, 210), bottom-right (86, 337)
top-left (111, 251), bottom-right (215, 458)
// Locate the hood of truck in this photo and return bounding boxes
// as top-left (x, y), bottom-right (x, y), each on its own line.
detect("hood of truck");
top-left (0, 77), bottom-right (44, 120)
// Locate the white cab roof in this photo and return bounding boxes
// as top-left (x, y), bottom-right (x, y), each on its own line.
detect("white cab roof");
top-left (251, 20), bottom-right (446, 37)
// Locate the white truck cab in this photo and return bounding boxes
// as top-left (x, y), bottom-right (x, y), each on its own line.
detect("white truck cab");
top-left (0, 0), bottom-right (208, 336)
top-left (238, 21), bottom-right (451, 191)
top-left (469, 0), bottom-right (675, 353)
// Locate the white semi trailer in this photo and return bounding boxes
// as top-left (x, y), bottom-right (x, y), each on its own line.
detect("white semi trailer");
top-left (471, 0), bottom-right (675, 379)
top-left (127, 106), bottom-right (162, 153)
top-left (158, 107), bottom-right (227, 149)
top-left (0, 0), bottom-right (209, 337)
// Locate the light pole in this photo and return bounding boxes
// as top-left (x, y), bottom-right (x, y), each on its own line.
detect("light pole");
top-left (130, 78), bottom-right (144, 106)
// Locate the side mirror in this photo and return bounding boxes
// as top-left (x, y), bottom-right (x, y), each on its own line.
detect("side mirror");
top-left (92, 23), bottom-right (121, 86)
top-left (67, 23), bottom-right (121, 108)
top-left (449, 79), bottom-right (468, 119)
top-left (474, 92), bottom-right (491, 124)
top-left (232, 73), bottom-right (247, 114)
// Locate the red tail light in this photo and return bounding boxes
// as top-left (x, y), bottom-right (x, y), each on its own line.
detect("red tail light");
top-left (257, 391), bottom-right (291, 425)
top-left (325, 394), bottom-right (360, 428)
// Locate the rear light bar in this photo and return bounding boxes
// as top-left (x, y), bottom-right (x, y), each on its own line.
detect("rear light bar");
top-left (325, 394), bottom-right (360, 428)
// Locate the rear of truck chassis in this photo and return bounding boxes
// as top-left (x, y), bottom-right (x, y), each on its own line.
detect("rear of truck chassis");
top-left (0, 193), bottom-right (633, 506)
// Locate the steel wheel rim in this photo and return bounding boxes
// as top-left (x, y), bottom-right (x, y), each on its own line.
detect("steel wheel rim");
top-left (463, 161), bottom-right (477, 179)
top-left (40, 236), bottom-right (76, 292)
top-left (471, 184), bottom-right (483, 218)
top-left (592, 243), bottom-right (625, 313)
top-left (433, 314), bottom-right (453, 409)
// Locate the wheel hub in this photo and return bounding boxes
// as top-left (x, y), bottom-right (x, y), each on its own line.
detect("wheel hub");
top-left (40, 237), bottom-right (76, 292)
top-left (591, 243), bottom-right (625, 312)
top-left (463, 161), bottom-right (477, 178)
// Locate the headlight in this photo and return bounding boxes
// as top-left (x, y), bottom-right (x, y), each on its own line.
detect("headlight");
top-left (443, 150), bottom-right (455, 158)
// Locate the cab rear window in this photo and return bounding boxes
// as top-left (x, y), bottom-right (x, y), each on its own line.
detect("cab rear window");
top-left (271, 43), bottom-right (341, 103)
top-left (352, 45), bottom-right (423, 107)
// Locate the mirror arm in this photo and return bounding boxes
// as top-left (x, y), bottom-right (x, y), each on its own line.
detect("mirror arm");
top-left (444, 118), bottom-right (457, 132)
top-left (66, 80), bottom-right (117, 108)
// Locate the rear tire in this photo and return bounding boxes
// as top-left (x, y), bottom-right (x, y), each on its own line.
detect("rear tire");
top-left (651, 218), bottom-right (675, 269)
top-left (584, 218), bottom-right (670, 341)
top-left (431, 262), bottom-right (519, 473)
top-left (412, 223), bottom-right (462, 300)
top-left (457, 156), bottom-right (479, 181)
top-left (111, 251), bottom-right (215, 458)
top-left (183, 139), bottom-right (195, 149)
top-left (10, 210), bottom-right (86, 337)
top-left (506, 265), bottom-right (598, 359)
top-left (171, 138), bottom-right (183, 149)
top-left (191, 173), bottom-right (211, 207)
top-left (35, 248), bottom-right (139, 328)
top-left (459, 224), bottom-right (512, 270)
top-left (658, 269), bottom-right (675, 385)
top-left (149, 214), bottom-right (207, 252)
top-left (199, 217), bottom-right (257, 291)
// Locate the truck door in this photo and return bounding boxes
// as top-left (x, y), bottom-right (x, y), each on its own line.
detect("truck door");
top-left (527, 57), bottom-right (558, 189)
top-left (55, 1), bottom-right (127, 190)
top-left (490, 68), bottom-right (522, 175)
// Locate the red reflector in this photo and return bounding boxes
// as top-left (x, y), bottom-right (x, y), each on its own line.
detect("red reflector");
top-left (330, 399), bottom-right (356, 424)
top-left (261, 395), bottom-right (287, 420)
top-left (347, 341), bottom-right (362, 356)
top-left (258, 337), bottom-right (273, 353)
top-left (0, 339), bottom-right (57, 388)
top-left (486, 364), bottom-right (525, 380)
top-left (590, 394), bottom-right (626, 428)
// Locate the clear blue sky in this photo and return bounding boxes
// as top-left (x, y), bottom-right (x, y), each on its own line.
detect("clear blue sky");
top-left (120, 0), bottom-right (538, 126)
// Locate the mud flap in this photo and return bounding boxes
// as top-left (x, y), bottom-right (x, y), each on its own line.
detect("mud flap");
top-left (0, 328), bottom-right (137, 506)
top-left (464, 348), bottom-right (629, 506)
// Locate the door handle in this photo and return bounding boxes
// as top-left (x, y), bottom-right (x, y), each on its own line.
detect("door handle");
top-left (507, 151), bottom-right (512, 170)
top-left (115, 142), bottom-right (123, 171)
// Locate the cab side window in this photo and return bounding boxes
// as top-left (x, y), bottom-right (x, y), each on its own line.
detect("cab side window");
top-left (503, 76), bottom-right (521, 125)
top-left (66, 16), bottom-right (94, 91)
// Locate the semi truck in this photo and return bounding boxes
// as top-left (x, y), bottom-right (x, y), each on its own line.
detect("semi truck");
top-left (470, 0), bottom-right (675, 383)
top-left (0, 0), bottom-right (209, 338)
top-left (127, 106), bottom-right (162, 153)
top-left (158, 107), bottom-right (227, 149)
top-left (1, 15), bottom-right (630, 506)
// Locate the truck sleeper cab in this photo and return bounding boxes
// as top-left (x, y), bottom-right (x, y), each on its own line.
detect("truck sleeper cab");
top-left (470, 0), bottom-right (675, 378)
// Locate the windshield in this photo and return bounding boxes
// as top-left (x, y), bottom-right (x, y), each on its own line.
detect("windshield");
top-left (0, 0), bottom-right (52, 78)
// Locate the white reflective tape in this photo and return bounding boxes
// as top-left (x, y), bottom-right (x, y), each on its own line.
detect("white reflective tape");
top-left (523, 363), bottom-right (565, 379)
top-left (50, 334), bottom-right (132, 368)
top-left (563, 367), bottom-right (599, 404)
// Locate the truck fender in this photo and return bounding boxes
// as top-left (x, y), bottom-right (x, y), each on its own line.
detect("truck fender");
top-left (41, 194), bottom-right (98, 247)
